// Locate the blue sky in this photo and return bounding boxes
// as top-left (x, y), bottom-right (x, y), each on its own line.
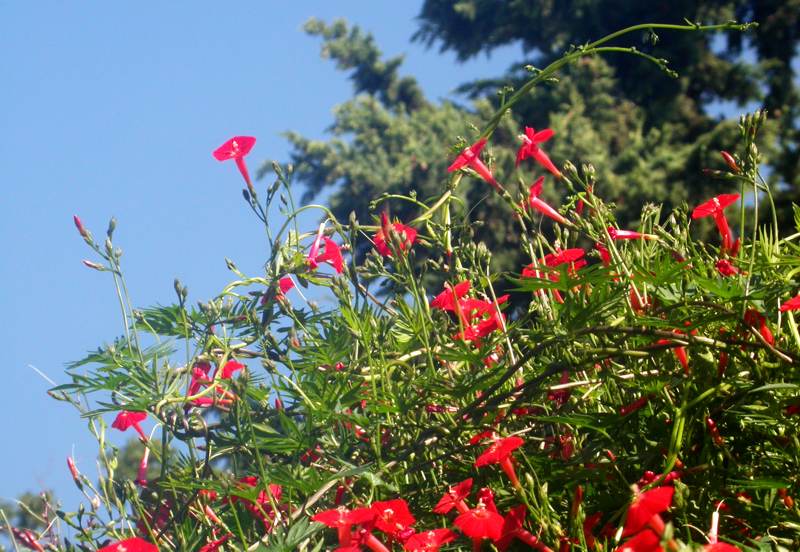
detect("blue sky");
top-left (0, 2), bottom-right (523, 516)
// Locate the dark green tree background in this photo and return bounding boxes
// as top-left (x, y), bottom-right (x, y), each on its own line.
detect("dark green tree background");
top-left (283, 1), bottom-right (798, 273)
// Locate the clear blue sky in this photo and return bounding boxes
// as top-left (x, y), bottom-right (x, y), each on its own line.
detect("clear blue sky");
top-left (0, 2), bottom-right (523, 516)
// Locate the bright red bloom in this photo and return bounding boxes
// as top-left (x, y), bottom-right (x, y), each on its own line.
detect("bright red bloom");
top-left (595, 242), bottom-right (611, 266)
top-left (375, 212), bottom-right (417, 257)
top-left (454, 502), bottom-right (504, 541)
top-left (516, 127), bottom-right (561, 177)
top-left (433, 478), bottom-right (473, 514)
top-left (317, 238), bottom-right (345, 273)
top-left (279, 276), bottom-right (295, 295)
top-left (97, 537), bottom-right (158, 552)
top-left (608, 227), bottom-right (657, 241)
top-left (495, 505), bottom-right (551, 551)
top-left (475, 436), bottom-right (524, 489)
top-left (313, 506), bottom-right (376, 547)
top-left (372, 499), bottom-right (416, 538)
top-left (448, 138), bottom-right (503, 192)
top-left (704, 544), bottom-right (742, 552)
top-left (716, 259), bottom-right (739, 277)
top-left (430, 281), bottom-right (471, 311)
top-left (212, 136), bottom-right (257, 191)
top-left (198, 534), bottom-right (232, 552)
top-left (403, 529), bottom-right (457, 551)
top-left (313, 506), bottom-right (376, 528)
top-left (10, 528), bottom-right (45, 552)
top-left (622, 486), bottom-right (674, 537)
top-left (692, 194), bottom-right (740, 253)
top-left (111, 411), bottom-right (148, 441)
top-left (527, 177), bottom-right (568, 224)
top-left (219, 359), bottom-right (245, 379)
top-left (743, 308), bottom-right (774, 345)
top-left (780, 294), bottom-right (800, 312)
top-left (615, 529), bottom-right (662, 552)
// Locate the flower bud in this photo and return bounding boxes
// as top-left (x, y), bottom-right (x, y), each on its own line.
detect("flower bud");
top-left (720, 151), bottom-right (739, 173)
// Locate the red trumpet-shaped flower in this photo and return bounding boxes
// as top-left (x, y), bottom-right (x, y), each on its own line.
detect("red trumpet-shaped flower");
top-left (307, 224), bottom-right (345, 274)
top-left (212, 136), bottom-right (257, 192)
top-left (313, 506), bottom-right (376, 547)
top-left (780, 294), bottom-right (800, 312)
top-left (433, 478), bottom-right (473, 514)
top-left (430, 281), bottom-right (471, 312)
top-left (692, 194), bottom-right (740, 253)
top-left (516, 127), bottom-right (561, 178)
top-left (372, 499), bottom-right (416, 540)
top-left (622, 485), bottom-right (674, 538)
top-left (743, 308), bottom-right (774, 346)
top-left (615, 529), bottom-right (663, 552)
top-left (403, 529), bottom-right (457, 551)
top-left (454, 501), bottom-right (504, 544)
top-left (374, 212), bottom-right (417, 257)
top-left (475, 435), bottom-right (524, 489)
top-left (496, 505), bottom-right (553, 552)
top-left (98, 537), bottom-right (158, 552)
top-left (448, 138), bottom-right (504, 193)
top-left (608, 227), bottom-right (657, 241)
top-left (111, 411), bottom-right (148, 441)
top-left (527, 177), bottom-right (568, 224)
top-left (716, 259), bottom-right (739, 277)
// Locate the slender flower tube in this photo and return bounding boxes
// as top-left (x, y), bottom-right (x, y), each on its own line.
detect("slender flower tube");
top-left (516, 126), bottom-right (562, 177)
top-left (608, 227), bottom-right (657, 241)
top-left (111, 411), bottom-right (148, 442)
top-left (691, 194), bottom-right (740, 253)
top-left (212, 136), bottom-right (257, 193)
top-left (527, 176), bottom-right (568, 224)
top-left (448, 138), bottom-right (504, 193)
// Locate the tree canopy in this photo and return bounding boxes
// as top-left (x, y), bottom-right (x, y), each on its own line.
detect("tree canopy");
top-left (283, 2), bottom-right (798, 275)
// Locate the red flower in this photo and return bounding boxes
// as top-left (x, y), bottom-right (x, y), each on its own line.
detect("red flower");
top-left (430, 281), bottom-right (471, 311)
top-left (516, 127), bottom-right (561, 178)
top-left (619, 395), bottom-right (651, 417)
top-left (615, 529), bottom-right (662, 552)
top-left (98, 537), bottom-right (158, 552)
top-left (454, 502), bottom-right (504, 541)
top-left (374, 212), bottom-right (417, 257)
top-left (595, 243), bottom-right (611, 266)
top-left (212, 136), bottom-right (257, 191)
top-left (279, 276), bottom-right (295, 295)
top-left (313, 506), bottom-right (376, 528)
top-left (316, 238), bottom-right (345, 273)
top-left (780, 294), bottom-right (800, 312)
top-left (475, 436), bottom-right (524, 489)
top-left (608, 227), bottom-right (657, 241)
top-left (716, 259), bottom-right (739, 277)
top-left (704, 543), bottom-right (741, 552)
top-left (433, 478), bottom-right (473, 514)
top-left (219, 359), bottom-right (245, 379)
top-left (198, 534), bottom-right (232, 552)
top-left (692, 194), bottom-right (740, 253)
top-left (403, 529), bottom-right (457, 551)
top-left (111, 411), bottom-right (148, 441)
top-left (527, 177), bottom-right (568, 224)
top-left (622, 486), bottom-right (674, 538)
top-left (743, 308), bottom-right (774, 346)
top-left (448, 138), bottom-right (504, 193)
top-left (372, 499), bottom-right (416, 539)
top-left (495, 505), bottom-right (552, 551)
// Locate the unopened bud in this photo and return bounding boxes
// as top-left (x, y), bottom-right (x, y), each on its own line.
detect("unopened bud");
top-left (73, 215), bottom-right (89, 238)
top-left (106, 217), bottom-right (117, 239)
top-left (104, 237), bottom-right (113, 256)
top-left (720, 151), bottom-right (739, 173)
top-left (82, 260), bottom-right (104, 271)
top-left (271, 160), bottom-right (283, 177)
top-left (242, 188), bottom-right (251, 203)
top-left (67, 456), bottom-right (82, 489)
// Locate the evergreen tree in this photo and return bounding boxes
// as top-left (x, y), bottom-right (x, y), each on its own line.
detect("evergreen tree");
top-left (281, 3), bottom-right (797, 276)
